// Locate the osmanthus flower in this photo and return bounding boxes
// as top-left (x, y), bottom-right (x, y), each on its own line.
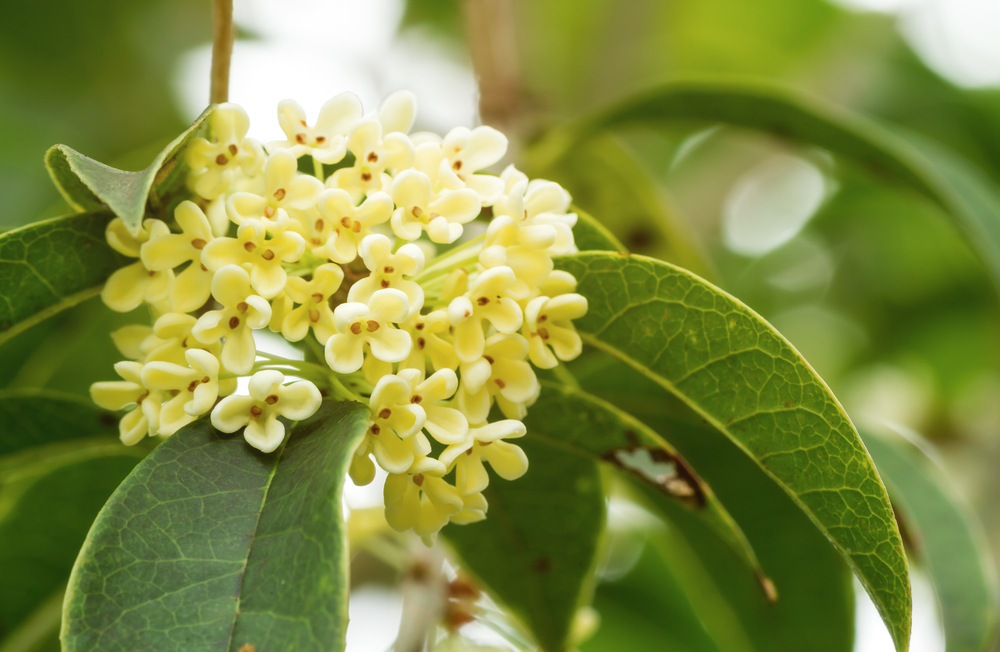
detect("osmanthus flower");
top-left (281, 263), bottom-right (343, 344)
top-left (447, 266), bottom-right (523, 363)
top-left (400, 310), bottom-right (459, 375)
top-left (110, 324), bottom-right (155, 361)
top-left (201, 218), bottom-right (305, 298)
top-left (478, 213), bottom-right (556, 300)
top-left (191, 265), bottom-right (272, 375)
top-left (140, 312), bottom-right (222, 365)
top-left (211, 370), bottom-right (322, 453)
top-left (436, 126), bottom-right (509, 205)
top-left (384, 470), bottom-right (465, 540)
top-left (438, 419), bottom-right (529, 495)
top-left (348, 234), bottom-right (425, 313)
top-left (325, 289), bottom-right (411, 374)
top-left (389, 170), bottom-right (481, 244)
top-left (496, 166), bottom-right (578, 255)
top-left (140, 349), bottom-right (232, 436)
top-left (396, 368), bottom-right (468, 445)
top-left (312, 188), bottom-right (394, 263)
top-left (267, 92), bottom-right (363, 163)
top-left (358, 373), bottom-right (428, 474)
top-left (139, 201), bottom-right (215, 313)
top-left (450, 491), bottom-right (488, 525)
top-left (456, 333), bottom-right (539, 423)
top-left (225, 149), bottom-right (323, 233)
top-left (328, 116), bottom-right (415, 200)
top-left (102, 219), bottom-right (174, 312)
top-left (90, 361), bottom-right (163, 445)
top-left (186, 103), bottom-right (265, 199)
top-left (524, 293), bottom-right (588, 369)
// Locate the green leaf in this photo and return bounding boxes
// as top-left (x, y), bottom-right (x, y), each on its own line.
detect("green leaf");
top-left (555, 251), bottom-right (910, 651)
top-left (0, 211), bottom-right (125, 348)
top-left (531, 78), bottom-right (1000, 292)
top-left (572, 206), bottom-right (627, 253)
top-left (862, 428), bottom-right (1000, 652)
top-left (61, 400), bottom-right (369, 652)
top-left (444, 435), bottom-right (605, 652)
top-left (46, 105), bottom-right (215, 236)
top-left (0, 390), bottom-right (118, 457)
top-left (0, 440), bottom-right (145, 642)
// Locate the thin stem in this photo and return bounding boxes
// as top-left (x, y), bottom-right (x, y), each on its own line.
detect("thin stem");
top-left (312, 155), bottom-right (325, 183)
top-left (210, 0), bottom-right (234, 104)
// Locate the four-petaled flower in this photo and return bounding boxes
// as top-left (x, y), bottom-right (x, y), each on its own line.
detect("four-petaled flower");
top-left (267, 92), bottom-right (362, 164)
top-left (447, 266), bottom-right (523, 363)
top-left (90, 361), bottom-right (163, 445)
top-left (282, 263), bottom-right (343, 344)
top-left (186, 103), bottom-right (265, 199)
top-left (357, 373), bottom-right (428, 475)
top-left (389, 170), bottom-right (481, 243)
top-left (348, 234), bottom-right (425, 314)
top-left (191, 265), bottom-right (272, 374)
top-left (312, 189), bottom-right (393, 263)
top-left (201, 218), bottom-right (305, 298)
top-left (396, 368), bottom-right (468, 445)
top-left (102, 219), bottom-right (174, 313)
top-left (212, 370), bottom-right (322, 453)
top-left (456, 333), bottom-right (539, 423)
top-left (439, 420), bottom-right (528, 495)
top-left (436, 126), bottom-right (508, 205)
top-left (326, 289), bottom-right (411, 373)
top-left (226, 149), bottom-right (323, 232)
top-left (140, 201), bottom-right (215, 313)
top-left (524, 293), bottom-right (588, 369)
top-left (328, 116), bottom-right (415, 200)
top-left (400, 310), bottom-right (459, 375)
top-left (140, 349), bottom-right (232, 435)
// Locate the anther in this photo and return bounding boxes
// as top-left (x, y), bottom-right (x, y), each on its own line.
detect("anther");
top-left (244, 241), bottom-right (257, 252)
top-left (415, 323), bottom-right (425, 330)
top-left (379, 408), bottom-right (391, 419)
top-left (273, 188), bottom-right (286, 201)
top-left (229, 316), bottom-right (240, 329)
top-left (350, 322), bottom-right (363, 335)
top-left (236, 302), bottom-right (248, 313)
top-left (367, 152), bottom-right (378, 163)
top-left (250, 405), bottom-right (263, 417)
top-left (484, 355), bottom-right (494, 364)
top-left (411, 206), bottom-right (423, 217)
top-left (265, 394), bottom-right (279, 405)
top-left (315, 136), bottom-right (326, 143)
top-left (411, 395), bottom-right (422, 404)
top-left (264, 206), bottom-right (276, 218)
top-left (361, 172), bottom-right (372, 182)
top-left (452, 160), bottom-right (462, 171)
top-left (187, 380), bottom-right (199, 392)
top-left (309, 309), bottom-right (320, 322)
top-left (311, 293), bottom-right (324, 303)
top-left (341, 216), bottom-right (352, 228)
top-left (370, 424), bottom-right (381, 435)
top-left (315, 218), bottom-right (324, 231)
top-left (228, 144), bottom-right (238, 156)
top-left (261, 249), bottom-right (275, 261)
top-left (380, 280), bottom-right (390, 288)
top-left (477, 296), bottom-right (489, 306)
top-left (417, 337), bottom-right (426, 349)
top-left (413, 473), bottom-right (424, 486)
top-left (539, 328), bottom-right (549, 340)
top-left (191, 238), bottom-right (207, 249)
top-left (216, 154), bottom-right (229, 166)
top-left (366, 320), bottom-right (380, 332)
top-left (351, 222), bottom-right (361, 233)
top-left (495, 379), bottom-right (506, 389)
top-left (295, 133), bottom-right (307, 144)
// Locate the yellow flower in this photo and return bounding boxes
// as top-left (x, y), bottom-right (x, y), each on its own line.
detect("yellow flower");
top-left (447, 266), bottom-right (523, 363)
top-left (191, 265), bottom-right (272, 374)
top-left (201, 218), bottom-right (305, 298)
top-left (383, 470), bottom-right (463, 538)
top-left (400, 310), bottom-right (459, 375)
top-left (186, 103), bottom-right (265, 199)
top-left (524, 294), bottom-right (588, 369)
top-left (359, 374), bottom-right (428, 474)
top-left (140, 201), bottom-right (215, 313)
top-left (456, 333), bottom-right (538, 423)
top-left (348, 234), bottom-right (425, 314)
top-left (267, 92), bottom-right (362, 163)
top-left (396, 368), bottom-right (468, 445)
top-left (439, 420), bottom-right (528, 495)
top-left (140, 349), bottom-right (232, 435)
top-left (225, 149), bottom-right (323, 233)
top-left (435, 126), bottom-right (508, 205)
top-left (101, 219), bottom-right (174, 312)
top-left (313, 188), bottom-right (393, 263)
top-left (325, 289), bottom-right (411, 374)
top-left (327, 117), bottom-right (415, 200)
top-left (211, 370), bottom-right (322, 453)
top-left (282, 263), bottom-right (343, 344)
top-left (90, 361), bottom-right (163, 445)
top-left (389, 170), bottom-right (480, 244)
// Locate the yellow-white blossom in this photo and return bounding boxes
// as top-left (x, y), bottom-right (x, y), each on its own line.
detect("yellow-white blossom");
top-left (141, 349), bottom-right (231, 435)
top-left (186, 103), bottom-right (265, 199)
top-left (359, 373), bottom-right (428, 474)
top-left (396, 368), bottom-right (468, 445)
top-left (211, 370), bottom-right (322, 453)
top-left (282, 263), bottom-right (343, 343)
top-left (140, 201), bottom-right (215, 313)
top-left (102, 219), bottom-right (173, 312)
top-left (400, 310), bottom-right (459, 375)
top-left (268, 92), bottom-right (362, 163)
top-left (191, 265), bottom-right (271, 374)
top-left (313, 189), bottom-right (394, 263)
top-left (436, 126), bottom-right (508, 205)
top-left (447, 266), bottom-right (523, 363)
top-left (478, 213), bottom-right (556, 300)
top-left (328, 117), bottom-right (415, 200)
top-left (384, 470), bottom-right (463, 538)
top-left (438, 420), bottom-right (528, 495)
top-left (497, 166), bottom-right (578, 255)
top-left (456, 333), bottom-right (538, 423)
top-left (348, 234), bottom-right (425, 313)
top-left (389, 170), bottom-right (480, 244)
top-left (90, 361), bottom-right (162, 445)
top-left (201, 218), bottom-right (305, 298)
top-left (225, 149), bottom-right (323, 232)
top-left (524, 293), bottom-right (588, 369)
top-left (326, 289), bottom-right (411, 373)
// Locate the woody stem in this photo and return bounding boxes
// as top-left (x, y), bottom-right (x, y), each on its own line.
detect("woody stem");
top-left (210, 0), bottom-right (234, 104)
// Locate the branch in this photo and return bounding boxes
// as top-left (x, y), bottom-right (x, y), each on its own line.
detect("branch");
top-left (210, 0), bottom-right (234, 104)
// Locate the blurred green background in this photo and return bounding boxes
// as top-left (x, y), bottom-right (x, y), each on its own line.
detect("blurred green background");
top-left (3, 0), bottom-right (999, 650)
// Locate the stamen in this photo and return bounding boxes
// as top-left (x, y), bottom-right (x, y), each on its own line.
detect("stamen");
top-left (476, 296), bottom-right (490, 306)
top-left (236, 302), bottom-right (248, 313)
top-left (216, 154), bottom-right (229, 166)
top-left (539, 328), bottom-right (549, 340)
top-left (250, 405), bottom-right (263, 417)
top-left (415, 323), bottom-right (425, 330)
top-left (484, 355), bottom-right (494, 364)
top-left (202, 376), bottom-right (210, 383)
top-left (413, 473), bottom-right (424, 486)
top-left (228, 144), bottom-right (238, 156)
top-left (311, 292), bottom-right (324, 303)
top-left (538, 314), bottom-right (548, 322)
top-left (380, 280), bottom-right (390, 288)
top-left (384, 265), bottom-right (394, 273)
top-left (361, 172), bottom-right (372, 182)
top-left (366, 320), bottom-right (380, 332)
top-left (315, 136), bottom-right (326, 143)
top-left (244, 241), bottom-right (257, 252)
top-left (295, 133), bottom-right (307, 144)
top-left (350, 322), bottom-right (363, 335)
top-left (273, 188), bottom-right (286, 201)
top-left (315, 218), bottom-right (324, 231)
top-left (261, 249), bottom-right (275, 261)
top-left (452, 160), bottom-right (462, 171)
top-left (411, 395), bottom-right (422, 404)
top-left (229, 316), bottom-right (240, 329)
top-left (495, 379), bottom-right (506, 389)
top-left (417, 337), bottom-right (426, 349)
top-left (379, 408), bottom-right (391, 419)
top-left (264, 206), bottom-right (276, 218)
top-left (191, 238), bottom-right (207, 250)
top-left (370, 424), bottom-right (381, 435)
top-left (309, 309), bottom-right (320, 322)
top-left (187, 380), bottom-right (199, 392)
top-left (341, 216), bottom-right (352, 228)
top-left (265, 394), bottom-right (279, 405)
top-left (367, 152), bottom-right (378, 163)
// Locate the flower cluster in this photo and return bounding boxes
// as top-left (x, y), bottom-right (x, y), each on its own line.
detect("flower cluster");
top-left (90, 92), bottom-right (588, 539)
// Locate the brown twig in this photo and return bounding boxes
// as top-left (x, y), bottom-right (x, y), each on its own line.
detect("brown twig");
top-left (462, 0), bottom-right (521, 135)
top-left (210, 0), bottom-right (234, 104)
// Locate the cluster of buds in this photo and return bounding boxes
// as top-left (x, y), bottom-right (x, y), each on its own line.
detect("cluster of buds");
top-left (90, 91), bottom-right (588, 538)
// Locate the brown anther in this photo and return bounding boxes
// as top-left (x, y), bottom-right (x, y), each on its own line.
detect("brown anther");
top-left (261, 249), bottom-right (275, 261)
top-left (216, 154), bottom-right (229, 166)
top-left (464, 310), bottom-right (471, 318)
top-left (202, 376), bottom-right (210, 383)
top-left (383, 265), bottom-right (395, 274)
top-left (538, 314), bottom-right (548, 322)
top-left (309, 308), bottom-right (320, 322)
top-left (201, 264), bottom-right (209, 271)
top-left (315, 218), bottom-right (325, 231)
top-left (300, 119), bottom-right (308, 126)
top-left (366, 320), bottom-right (380, 332)
top-left (311, 292), bottom-right (324, 303)
top-left (350, 322), bottom-right (363, 335)
top-left (452, 160), bottom-right (462, 171)
top-left (370, 423), bottom-right (381, 435)
top-left (448, 577), bottom-right (480, 600)
top-left (250, 405), bottom-right (263, 417)
top-left (413, 473), bottom-right (424, 486)
top-left (379, 408), bottom-right (392, 419)
top-left (484, 355), bottom-right (494, 364)
top-left (465, 448), bottom-right (473, 456)
top-left (228, 144), bottom-right (239, 156)
top-left (361, 172), bottom-right (372, 182)
top-left (181, 337), bottom-right (190, 348)
top-left (136, 391), bottom-right (149, 404)
top-left (311, 238), bottom-right (322, 245)
top-left (229, 316), bottom-right (240, 329)
top-left (411, 206), bottom-right (423, 217)
top-left (340, 216), bottom-right (352, 228)
top-left (380, 280), bottom-right (390, 288)
top-left (539, 327), bottom-right (549, 340)
top-left (479, 440), bottom-right (492, 447)
top-left (236, 302), bottom-right (248, 313)
top-left (367, 152), bottom-right (378, 163)
top-left (476, 296), bottom-right (490, 306)
top-left (264, 206), bottom-right (276, 218)
top-left (191, 238), bottom-right (207, 249)
top-left (148, 271), bottom-right (157, 277)
top-left (417, 337), bottom-right (426, 349)
top-left (244, 241), bottom-right (257, 252)
top-left (295, 133), bottom-right (307, 144)
top-left (415, 322), bottom-right (425, 330)
top-left (273, 188), bottom-right (286, 201)
top-left (351, 221), bottom-right (361, 233)
top-left (411, 395), bottom-right (422, 404)
top-left (265, 394), bottom-right (279, 405)
top-left (495, 379), bottom-right (506, 389)
top-left (187, 380), bottom-right (199, 392)
top-left (315, 135), bottom-right (326, 143)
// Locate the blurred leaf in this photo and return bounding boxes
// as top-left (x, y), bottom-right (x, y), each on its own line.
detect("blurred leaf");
top-left (555, 251), bottom-right (910, 651)
top-left (62, 400), bottom-right (368, 652)
top-left (573, 206), bottom-right (626, 253)
top-left (0, 211), bottom-right (125, 348)
top-left (0, 587), bottom-right (63, 652)
top-left (862, 428), bottom-right (1000, 652)
top-left (0, 439), bottom-right (145, 643)
top-left (532, 79), bottom-right (1000, 294)
top-left (45, 105), bottom-right (214, 235)
top-left (0, 390), bottom-right (117, 457)
top-left (445, 436), bottom-right (605, 652)
top-left (571, 352), bottom-right (856, 652)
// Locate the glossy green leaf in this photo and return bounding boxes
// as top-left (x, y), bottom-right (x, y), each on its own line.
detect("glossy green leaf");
top-left (444, 435), bottom-right (604, 652)
top-left (555, 251), bottom-right (910, 651)
top-left (572, 206), bottom-right (627, 253)
top-left (0, 211), bottom-right (125, 347)
top-left (862, 428), bottom-right (1000, 652)
top-left (46, 105), bottom-right (214, 236)
top-left (531, 78), bottom-right (1000, 292)
top-left (0, 390), bottom-right (118, 458)
top-left (62, 400), bottom-right (369, 652)
top-left (0, 440), bottom-right (145, 643)
top-left (571, 353), bottom-right (856, 652)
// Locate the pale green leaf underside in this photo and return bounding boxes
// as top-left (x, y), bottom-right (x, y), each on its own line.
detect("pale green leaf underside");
top-left (862, 429), bottom-right (999, 652)
top-left (555, 251), bottom-right (910, 652)
top-left (533, 78), bottom-right (1000, 292)
top-left (46, 105), bottom-right (215, 236)
top-left (445, 435), bottom-right (605, 652)
top-left (0, 211), bottom-right (125, 348)
top-left (62, 400), bottom-right (369, 652)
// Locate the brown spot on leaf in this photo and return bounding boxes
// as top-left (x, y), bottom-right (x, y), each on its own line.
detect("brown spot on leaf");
top-left (534, 557), bottom-right (551, 573)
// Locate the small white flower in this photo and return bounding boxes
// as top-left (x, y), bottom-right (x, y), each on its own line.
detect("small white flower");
top-left (439, 420), bottom-right (528, 495)
top-left (325, 289), bottom-right (411, 373)
top-left (186, 103), bottom-right (265, 199)
top-left (524, 294), bottom-right (588, 368)
top-left (400, 310), bottom-right (459, 375)
top-left (90, 361), bottom-right (163, 445)
top-left (456, 333), bottom-right (538, 423)
top-left (397, 368), bottom-right (468, 445)
top-left (348, 234), bottom-right (425, 314)
top-left (140, 201), bottom-right (215, 313)
top-left (497, 166), bottom-right (578, 254)
top-left (191, 265), bottom-right (271, 374)
top-left (478, 213), bottom-right (556, 300)
top-left (201, 218), bottom-right (305, 298)
top-left (447, 266), bottom-right (523, 363)
top-left (360, 373), bottom-right (428, 474)
top-left (313, 189), bottom-right (394, 263)
top-left (383, 470), bottom-right (463, 537)
top-left (282, 263), bottom-right (343, 344)
top-left (102, 219), bottom-right (174, 312)
top-left (328, 117), bottom-right (415, 200)
top-left (225, 149), bottom-right (323, 233)
top-left (140, 349), bottom-right (232, 435)
top-left (389, 170), bottom-right (481, 244)
top-left (437, 126), bottom-right (508, 205)
top-left (268, 92), bottom-right (362, 163)
top-left (212, 370), bottom-right (322, 453)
